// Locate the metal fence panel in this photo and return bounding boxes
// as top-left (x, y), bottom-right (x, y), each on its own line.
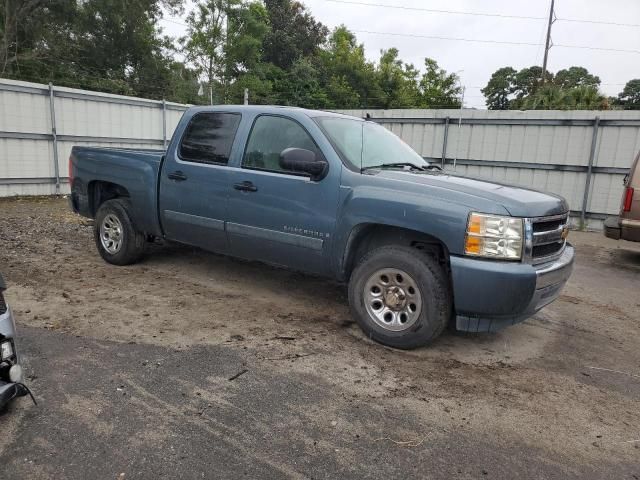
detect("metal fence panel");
top-left (340, 108), bottom-right (640, 229)
top-left (0, 79), bottom-right (189, 196)
top-left (2, 79), bottom-right (640, 231)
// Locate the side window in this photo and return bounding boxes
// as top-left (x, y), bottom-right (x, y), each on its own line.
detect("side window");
top-left (243, 115), bottom-right (319, 173)
top-left (179, 113), bottom-right (241, 165)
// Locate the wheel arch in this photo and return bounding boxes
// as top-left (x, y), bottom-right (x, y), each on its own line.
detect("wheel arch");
top-left (339, 223), bottom-right (452, 282)
top-left (88, 181), bottom-right (131, 217)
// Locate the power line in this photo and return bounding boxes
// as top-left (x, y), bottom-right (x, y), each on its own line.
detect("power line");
top-left (557, 17), bottom-right (640, 28)
top-left (160, 17), bottom-right (188, 27)
top-left (323, 0), bottom-right (640, 28)
top-left (553, 43), bottom-right (640, 54)
top-left (352, 29), bottom-right (640, 54)
top-left (354, 29), bottom-right (542, 47)
top-left (324, 0), bottom-right (546, 21)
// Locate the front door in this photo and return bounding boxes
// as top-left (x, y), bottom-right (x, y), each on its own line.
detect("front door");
top-left (227, 114), bottom-right (340, 275)
top-left (159, 111), bottom-right (242, 253)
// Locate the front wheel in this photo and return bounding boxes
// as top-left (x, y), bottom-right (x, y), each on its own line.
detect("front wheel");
top-left (348, 245), bottom-right (451, 349)
top-left (94, 199), bottom-right (145, 265)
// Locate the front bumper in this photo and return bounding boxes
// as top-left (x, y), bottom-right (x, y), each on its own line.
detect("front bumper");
top-left (451, 245), bottom-right (575, 332)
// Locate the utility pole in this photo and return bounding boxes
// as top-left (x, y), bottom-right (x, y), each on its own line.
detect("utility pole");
top-left (453, 85), bottom-right (465, 171)
top-left (244, 88), bottom-right (249, 105)
top-left (224, 0), bottom-right (230, 104)
top-left (541, 0), bottom-right (555, 86)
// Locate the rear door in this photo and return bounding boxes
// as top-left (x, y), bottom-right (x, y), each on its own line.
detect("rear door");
top-left (226, 114), bottom-right (340, 275)
top-left (159, 111), bottom-right (242, 253)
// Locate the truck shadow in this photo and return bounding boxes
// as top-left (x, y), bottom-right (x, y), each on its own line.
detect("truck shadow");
top-left (143, 242), bottom-right (547, 361)
top-left (611, 249), bottom-right (640, 270)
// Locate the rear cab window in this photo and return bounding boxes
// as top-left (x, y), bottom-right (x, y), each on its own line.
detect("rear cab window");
top-left (179, 112), bottom-right (242, 165)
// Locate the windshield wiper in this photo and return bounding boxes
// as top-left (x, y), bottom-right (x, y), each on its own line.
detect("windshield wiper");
top-left (361, 162), bottom-right (427, 172)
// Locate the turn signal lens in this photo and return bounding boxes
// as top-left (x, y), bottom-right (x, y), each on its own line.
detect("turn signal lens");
top-left (465, 213), bottom-right (523, 260)
top-left (465, 235), bottom-right (482, 254)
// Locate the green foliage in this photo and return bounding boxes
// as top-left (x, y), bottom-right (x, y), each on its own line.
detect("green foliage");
top-left (520, 85), bottom-right (608, 111)
top-left (316, 26), bottom-right (377, 108)
top-left (617, 79), bottom-right (640, 109)
top-left (554, 67), bottom-right (600, 90)
top-left (262, 0), bottom-right (328, 70)
top-left (481, 67), bottom-right (517, 110)
top-left (1, 0), bottom-right (198, 101)
top-left (5, 0), bottom-right (629, 111)
top-left (483, 65), bottom-right (611, 110)
top-left (418, 58), bottom-right (462, 109)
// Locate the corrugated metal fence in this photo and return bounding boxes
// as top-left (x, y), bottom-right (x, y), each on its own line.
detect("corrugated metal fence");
top-left (0, 79), bottom-right (188, 197)
top-left (2, 79), bottom-right (640, 229)
top-left (341, 109), bottom-right (640, 229)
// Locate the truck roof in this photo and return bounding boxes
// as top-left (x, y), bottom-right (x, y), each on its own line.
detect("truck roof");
top-left (186, 104), bottom-right (364, 121)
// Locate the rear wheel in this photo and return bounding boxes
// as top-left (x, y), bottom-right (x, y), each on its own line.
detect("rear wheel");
top-left (94, 199), bottom-right (145, 265)
top-left (348, 245), bottom-right (451, 349)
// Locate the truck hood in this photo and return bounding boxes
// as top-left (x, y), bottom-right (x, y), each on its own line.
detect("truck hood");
top-left (377, 170), bottom-right (569, 218)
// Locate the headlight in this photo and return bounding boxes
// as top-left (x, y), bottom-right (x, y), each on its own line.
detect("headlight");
top-left (465, 212), bottom-right (523, 260)
top-left (0, 340), bottom-right (14, 361)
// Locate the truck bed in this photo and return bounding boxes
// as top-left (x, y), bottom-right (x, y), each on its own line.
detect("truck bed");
top-left (70, 146), bottom-right (166, 236)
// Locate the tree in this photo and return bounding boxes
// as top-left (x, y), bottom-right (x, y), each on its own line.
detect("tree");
top-left (521, 85), bottom-right (567, 110)
top-left (482, 65), bottom-right (609, 110)
top-left (226, 1), bottom-right (269, 74)
top-left (566, 86), bottom-right (608, 110)
top-left (375, 48), bottom-right (420, 109)
top-left (522, 85), bottom-right (608, 111)
top-left (262, 0), bottom-right (328, 70)
top-left (511, 66), bottom-right (550, 105)
top-left (481, 67), bottom-right (517, 110)
top-left (554, 66), bottom-right (600, 89)
top-left (1, 0), bottom-right (191, 101)
top-left (617, 79), bottom-right (640, 109)
top-left (319, 26), bottom-right (381, 108)
top-left (181, 0), bottom-right (232, 103)
top-left (279, 57), bottom-right (329, 108)
top-left (418, 58), bottom-right (461, 108)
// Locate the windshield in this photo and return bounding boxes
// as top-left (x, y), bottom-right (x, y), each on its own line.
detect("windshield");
top-left (315, 117), bottom-right (429, 171)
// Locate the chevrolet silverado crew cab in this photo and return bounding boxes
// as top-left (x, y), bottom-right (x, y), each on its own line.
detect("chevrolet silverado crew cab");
top-left (69, 106), bottom-right (574, 349)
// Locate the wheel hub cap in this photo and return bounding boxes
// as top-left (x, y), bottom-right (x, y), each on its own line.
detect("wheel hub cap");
top-left (100, 214), bottom-right (124, 254)
top-left (383, 286), bottom-right (407, 310)
top-left (363, 268), bottom-right (422, 332)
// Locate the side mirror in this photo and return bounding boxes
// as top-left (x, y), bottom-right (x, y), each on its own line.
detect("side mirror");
top-left (279, 148), bottom-right (328, 180)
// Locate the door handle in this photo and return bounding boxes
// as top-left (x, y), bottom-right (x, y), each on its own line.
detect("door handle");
top-left (233, 181), bottom-right (258, 192)
top-left (168, 171), bottom-right (188, 181)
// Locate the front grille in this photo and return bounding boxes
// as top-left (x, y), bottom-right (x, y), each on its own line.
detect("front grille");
top-left (530, 213), bottom-right (569, 260)
top-left (0, 293), bottom-right (6, 315)
top-left (533, 218), bottom-right (565, 233)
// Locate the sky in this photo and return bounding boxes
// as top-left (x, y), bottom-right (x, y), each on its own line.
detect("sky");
top-left (159, 0), bottom-right (640, 109)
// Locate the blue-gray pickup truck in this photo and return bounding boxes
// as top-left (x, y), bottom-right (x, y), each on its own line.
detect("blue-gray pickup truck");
top-left (69, 106), bottom-right (574, 349)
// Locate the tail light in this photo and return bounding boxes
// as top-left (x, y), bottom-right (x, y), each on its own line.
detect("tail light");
top-left (623, 187), bottom-right (634, 212)
top-left (68, 155), bottom-right (74, 186)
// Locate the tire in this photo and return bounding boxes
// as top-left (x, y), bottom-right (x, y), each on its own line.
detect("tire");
top-left (348, 245), bottom-right (451, 349)
top-left (94, 199), bottom-right (145, 265)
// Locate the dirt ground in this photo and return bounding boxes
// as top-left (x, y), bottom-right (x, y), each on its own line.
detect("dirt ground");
top-left (1, 196), bottom-right (639, 479)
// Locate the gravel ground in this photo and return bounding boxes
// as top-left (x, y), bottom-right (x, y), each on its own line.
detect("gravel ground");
top-left (0, 196), bottom-right (639, 479)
